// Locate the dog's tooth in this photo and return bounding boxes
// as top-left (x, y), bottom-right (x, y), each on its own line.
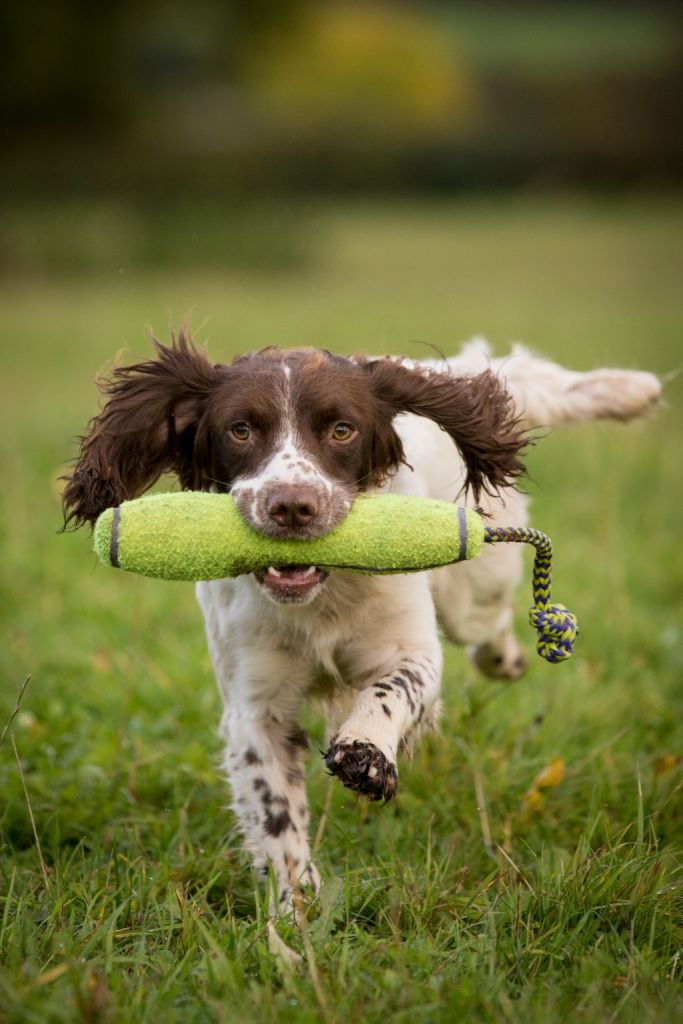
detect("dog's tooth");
top-left (301, 565), bottom-right (317, 578)
top-left (268, 567), bottom-right (282, 578)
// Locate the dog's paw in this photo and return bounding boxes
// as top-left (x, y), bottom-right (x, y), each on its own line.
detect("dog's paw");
top-left (470, 635), bottom-right (527, 682)
top-left (324, 740), bottom-right (398, 801)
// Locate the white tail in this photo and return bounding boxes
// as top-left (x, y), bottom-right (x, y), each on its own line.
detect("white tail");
top-left (442, 338), bottom-right (661, 430)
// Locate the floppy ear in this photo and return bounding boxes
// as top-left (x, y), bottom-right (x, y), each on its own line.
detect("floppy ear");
top-left (62, 332), bottom-right (222, 528)
top-left (364, 359), bottom-right (528, 501)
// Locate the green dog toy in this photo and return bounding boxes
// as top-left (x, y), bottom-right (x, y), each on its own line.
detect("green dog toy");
top-left (94, 492), bottom-right (578, 664)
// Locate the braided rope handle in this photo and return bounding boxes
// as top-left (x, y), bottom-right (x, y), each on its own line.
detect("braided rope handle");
top-left (484, 526), bottom-right (579, 664)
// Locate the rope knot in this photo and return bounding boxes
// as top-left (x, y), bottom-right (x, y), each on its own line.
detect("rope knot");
top-left (529, 603), bottom-right (578, 663)
top-left (483, 523), bottom-right (579, 665)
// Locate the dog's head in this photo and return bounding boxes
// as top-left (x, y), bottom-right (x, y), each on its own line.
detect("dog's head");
top-left (63, 334), bottom-right (526, 603)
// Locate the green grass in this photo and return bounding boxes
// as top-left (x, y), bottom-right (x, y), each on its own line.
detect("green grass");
top-left (1, 195), bottom-right (682, 1022)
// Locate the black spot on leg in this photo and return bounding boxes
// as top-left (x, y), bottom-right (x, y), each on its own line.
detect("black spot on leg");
top-left (260, 788), bottom-right (289, 813)
top-left (244, 747), bottom-right (263, 766)
top-left (389, 675), bottom-right (416, 714)
top-left (400, 668), bottom-right (425, 690)
top-left (381, 703), bottom-right (392, 718)
top-left (264, 807), bottom-right (292, 837)
top-left (253, 777), bottom-right (267, 791)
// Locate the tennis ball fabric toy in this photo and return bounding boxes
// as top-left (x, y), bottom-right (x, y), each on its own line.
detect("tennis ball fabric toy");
top-left (94, 492), bottom-right (578, 664)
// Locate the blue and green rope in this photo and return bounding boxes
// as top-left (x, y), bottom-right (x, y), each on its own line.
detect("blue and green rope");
top-left (483, 526), bottom-right (579, 664)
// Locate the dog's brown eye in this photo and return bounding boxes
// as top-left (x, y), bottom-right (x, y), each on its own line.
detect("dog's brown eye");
top-left (331, 422), bottom-right (356, 442)
top-left (230, 422), bottom-right (251, 442)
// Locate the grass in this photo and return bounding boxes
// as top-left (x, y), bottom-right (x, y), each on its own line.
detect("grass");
top-left (1, 194), bottom-right (682, 1022)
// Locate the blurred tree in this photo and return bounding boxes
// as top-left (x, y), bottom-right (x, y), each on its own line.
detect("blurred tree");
top-left (246, 3), bottom-right (476, 143)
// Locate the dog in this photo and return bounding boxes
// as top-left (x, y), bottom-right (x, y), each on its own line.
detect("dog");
top-left (62, 333), bottom-right (660, 913)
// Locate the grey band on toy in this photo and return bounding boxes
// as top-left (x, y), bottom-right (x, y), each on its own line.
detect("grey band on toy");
top-left (456, 506), bottom-right (468, 562)
top-left (110, 506), bottom-right (120, 569)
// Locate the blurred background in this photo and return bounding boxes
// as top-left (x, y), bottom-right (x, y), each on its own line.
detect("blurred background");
top-left (2, 0), bottom-right (682, 274)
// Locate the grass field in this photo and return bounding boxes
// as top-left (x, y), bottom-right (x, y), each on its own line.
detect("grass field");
top-left (1, 195), bottom-right (682, 1022)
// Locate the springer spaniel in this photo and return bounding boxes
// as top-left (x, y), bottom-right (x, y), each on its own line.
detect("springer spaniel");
top-left (62, 334), bottom-right (660, 913)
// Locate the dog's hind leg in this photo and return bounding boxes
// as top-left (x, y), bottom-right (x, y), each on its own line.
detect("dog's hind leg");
top-left (433, 545), bottom-right (528, 681)
top-left (432, 488), bottom-right (529, 681)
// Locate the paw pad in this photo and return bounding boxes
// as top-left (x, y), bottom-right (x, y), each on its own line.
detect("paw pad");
top-left (324, 740), bottom-right (397, 801)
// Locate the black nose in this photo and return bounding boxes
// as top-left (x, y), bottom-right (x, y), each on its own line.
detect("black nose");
top-left (266, 485), bottom-right (319, 529)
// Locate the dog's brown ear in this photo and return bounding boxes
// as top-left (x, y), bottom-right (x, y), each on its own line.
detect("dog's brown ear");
top-left (364, 359), bottom-right (528, 501)
top-left (62, 332), bottom-right (222, 528)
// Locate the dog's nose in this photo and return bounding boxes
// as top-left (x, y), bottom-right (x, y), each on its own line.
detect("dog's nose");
top-left (266, 485), bottom-right (319, 529)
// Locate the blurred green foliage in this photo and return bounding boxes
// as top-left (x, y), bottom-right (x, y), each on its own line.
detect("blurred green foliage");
top-left (2, 1), bottom-right (681, 200)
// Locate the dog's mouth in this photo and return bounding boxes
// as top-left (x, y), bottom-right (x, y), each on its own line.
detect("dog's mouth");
top-left (254, 565), bottom-right (329, 603)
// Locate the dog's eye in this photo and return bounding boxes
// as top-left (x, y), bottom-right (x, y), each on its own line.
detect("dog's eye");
top-left (230, 422), bottom-right (251, 442)
top-left (331, 422), bottom-right (356, 442)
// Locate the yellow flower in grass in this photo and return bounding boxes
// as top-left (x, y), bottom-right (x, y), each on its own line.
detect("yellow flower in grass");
top-left (522, 757), bottom-right (566, 812)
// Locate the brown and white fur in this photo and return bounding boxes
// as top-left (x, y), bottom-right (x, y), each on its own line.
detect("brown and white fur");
top-left (62, 334), bottom-right (660, 913)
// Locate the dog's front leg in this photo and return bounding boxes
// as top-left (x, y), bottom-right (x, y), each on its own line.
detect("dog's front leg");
top-left (197, 580), bottom-right (318, 915)
top-left (325, 647), bottom-right (442, 802)
top-left (220, 699), bottom-right (319, 915)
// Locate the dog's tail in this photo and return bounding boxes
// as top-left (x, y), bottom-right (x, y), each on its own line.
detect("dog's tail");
top-left (452, 338), bottom-right (662, 430)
